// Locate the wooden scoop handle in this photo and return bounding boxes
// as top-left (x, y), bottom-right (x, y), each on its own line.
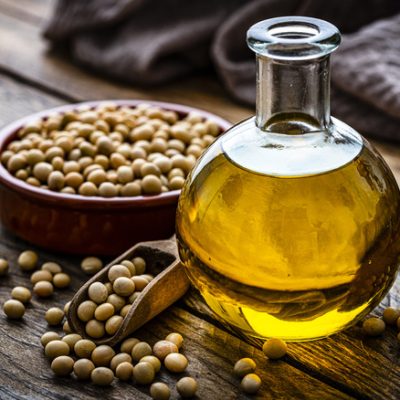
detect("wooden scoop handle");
top-left (67, 237), bottom-right (190, 347)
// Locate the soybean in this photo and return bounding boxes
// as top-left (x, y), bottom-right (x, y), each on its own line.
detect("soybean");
top-left (176, 377), bottom-right (198, 398)
top-left (88, 282), bottom-right (108, 304)
top-left (150, 382), bottom-right (171, 400)
top-left (140, 355), bottom-right (161, 373)
top-left (131, 342), bottom-right (152, 362)
top-left (95, 303), bottom-right (115, 321)
top-left (62, 333), bottom-right (82, 350)
top-left (74, 339), bottom-right (97, 359)
top-left (382, 307), bottom-right (400, 325)
top-left (31, 270), bottom-right (53, 284)
top-left (45, 340), bottom-right (70, 359)
top-left (86, 320), bottom-right (105, 339)
top-left (74, 358), bottom-right (95, 380)
top-left (110, 353), bottom-right (132, 371)
top-left (153, 340), bottom-right (178, 361)
top-left (113, 277), bottom-right (135, 297)
top-left (18, 250), bottom-right (38, 271)
top-left (262, 338), bottom-right (287, 359)
top-left (41, 331), bottom-right (61, 347)
top-left (115, 361), bottom-right (134, 381)
top-left (3, 299), bottom-right (25, 319)
top-left (362, 317), bottom-right (386, 336)
top-left (105, 315), bottom-right (123, 336)
top-left (51, 356), bottom-right (74, 377)
top-left (133, 361), bottom-right (155, 385)
top-left (120, 337), bottom-right (140, 354)
top-left (241, 373), bottom-right (261, 394)
top-left (45, 307), bottom-right (65, 326)
top-left (33, 281), bottom-right (54, 297)
top-left (108, 264), bottom-right (131, 282)
top-left (91, 345), bottom-right (116, 367)
top-left (11, 286), bottom-right (32, 303)
top-left (81, 257), bottom-right (103, 275)
top-left (77, 300), bottom-right (97, 322)
top-left (0, 258), bottom-right (9, 276)
top-left (41, 262), bottom-right (62, 274)
top-left (164, 353), bottom-right (188, 373)
top-left (91, 367), bottom-right (114, 386)
top-left (165, 332), bottom-right (183, 349)
top-left (53, 272), bottom-right (71, 288)
top-left (234, 358), bottom-right (256, 378)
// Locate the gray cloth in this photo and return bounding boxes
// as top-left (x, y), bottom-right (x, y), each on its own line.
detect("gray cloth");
top-left (44, 0), bottom-right (400, 142)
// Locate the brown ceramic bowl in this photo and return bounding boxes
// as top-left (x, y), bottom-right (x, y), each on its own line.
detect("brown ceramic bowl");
top-left (0, 100), bottom-right (231, 255)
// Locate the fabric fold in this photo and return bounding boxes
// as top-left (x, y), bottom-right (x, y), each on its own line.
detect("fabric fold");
top-left (44, 0), bottom-right (400, 142)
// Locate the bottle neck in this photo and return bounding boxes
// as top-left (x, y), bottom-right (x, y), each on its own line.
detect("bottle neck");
top-left (256, 55), bottom-right (331, 134)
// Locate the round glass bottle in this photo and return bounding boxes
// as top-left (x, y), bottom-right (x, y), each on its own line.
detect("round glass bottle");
top-left (176, 17), bottom-right (400, 341)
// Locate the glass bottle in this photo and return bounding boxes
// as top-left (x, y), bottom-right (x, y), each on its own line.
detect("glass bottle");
top-left (176, 17), bottom-right (400, 341)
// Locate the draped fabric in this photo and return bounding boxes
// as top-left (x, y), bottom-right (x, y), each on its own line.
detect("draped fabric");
top-left (45, 0), bottom-right (400, 141)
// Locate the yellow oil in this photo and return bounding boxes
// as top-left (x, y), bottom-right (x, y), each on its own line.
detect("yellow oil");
top-left (176, 141), bottom-right (400, 341)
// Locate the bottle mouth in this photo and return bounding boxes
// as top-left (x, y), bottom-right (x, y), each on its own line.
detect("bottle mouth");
top-left (247, 16), bottom-right (341, 60)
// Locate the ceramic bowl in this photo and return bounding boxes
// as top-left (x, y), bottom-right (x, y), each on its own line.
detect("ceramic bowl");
top-left (0, 100), bottom-right (231, 255)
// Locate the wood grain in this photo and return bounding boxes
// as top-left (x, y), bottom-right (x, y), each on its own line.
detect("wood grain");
top-left (0, 44), bottom-right (398, 400)
top-left (0, 73), bottom-right (64, 127)
top-left (185, 279), bottom-right (400, 400)
top-left (0, 52), bottom-right (399, 400)
top-left (0, 225), bottom-right (353, 400)
top-left (0, 74), bottom-right (352, 400)
top-left (0, 11), bottom-right (252, 123)
top-left (0, 1), bottom-right (399, 398)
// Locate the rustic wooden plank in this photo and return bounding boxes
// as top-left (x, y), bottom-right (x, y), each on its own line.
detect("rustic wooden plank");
top-left (0, 11), bottom-right (252, 123)
top-left (0, 65), bottom-right (399, 399)
top-left (0, 4), bottom-right (398, 397)
top-left (289, 320), bottom-right (400, 400)
top-left (184, 275), bottom-right (400, 400)
top-left (0, 73), bottom-right (64, 127)
top-left (0, 225), bottom-right (353, 400)
top-left (0, 75), bottom-right (355, 399)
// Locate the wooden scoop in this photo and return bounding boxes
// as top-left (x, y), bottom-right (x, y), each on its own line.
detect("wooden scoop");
top-left (67, 238), bottom-right (190, 347)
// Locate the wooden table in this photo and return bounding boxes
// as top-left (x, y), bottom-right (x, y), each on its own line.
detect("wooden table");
top-left (0, 1), bottom-right (400, 399)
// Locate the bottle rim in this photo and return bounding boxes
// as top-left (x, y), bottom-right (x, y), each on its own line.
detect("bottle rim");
top-left (247, 16), bottom-right (341, 61)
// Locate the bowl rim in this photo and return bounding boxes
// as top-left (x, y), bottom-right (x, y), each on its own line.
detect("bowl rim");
top-left (0, 99), bottom-right (232, 209)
